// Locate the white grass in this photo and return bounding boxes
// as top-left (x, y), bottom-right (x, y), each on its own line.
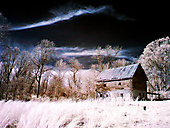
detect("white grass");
top-left (0, 99), bottom-right (170, 128)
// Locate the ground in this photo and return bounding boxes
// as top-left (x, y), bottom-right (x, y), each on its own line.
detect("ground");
top-left (0, 98), bottom-right (170, 128)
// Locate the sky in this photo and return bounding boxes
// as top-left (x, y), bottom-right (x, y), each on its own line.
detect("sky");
top-left (0, 1), bottom-right (169, 66)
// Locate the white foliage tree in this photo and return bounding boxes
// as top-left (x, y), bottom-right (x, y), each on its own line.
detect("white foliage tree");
top-left (139, 37), bottom-right (170, 92)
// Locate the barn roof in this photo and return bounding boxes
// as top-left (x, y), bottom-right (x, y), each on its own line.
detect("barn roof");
top-left (97, 63), bottom-right (141, 82)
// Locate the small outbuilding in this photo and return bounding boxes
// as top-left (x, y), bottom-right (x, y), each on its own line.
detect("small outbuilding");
top-left (96, 63), bottom-right (148, 100)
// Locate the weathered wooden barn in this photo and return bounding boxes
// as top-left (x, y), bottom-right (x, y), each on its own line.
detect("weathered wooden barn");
top-left (96, 63), bottom-right (148, 100)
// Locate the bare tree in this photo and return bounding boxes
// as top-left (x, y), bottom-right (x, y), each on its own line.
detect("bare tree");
top-left (111, 59), bottom-right (131, 68)
top-left (0, 46), bottom-right (36, 100)
top-left (31, 39), bottom-right (55, 98)
top-left (12, 51), bottom-right (35, 100)
top-left (67, 57), bottom-right (83, 99)
top-left (91, 45), bottom-right (122, 72)
top-left (105, 45), bottom-right (122, 69)
top-left (0, 46), bottom-right (20, 100)
top-left (47, 59), bottom-right (67, 99)
top-left (84, 70), bottom-right (98, 99)
top-left (68, 57), bottom-right (83, 88)
top-left (55, 59), bottom-right (67, 83)
top-left (91, 46), bottom-right (105, 72)
top-left (40, 72), bottom-right (51, 97)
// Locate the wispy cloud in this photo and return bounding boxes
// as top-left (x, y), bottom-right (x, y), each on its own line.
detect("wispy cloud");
top-left (9, 6), bottom-right (107, 31)
top-left (9, 5), bottom-right (135, 31)
top-left (55, 47), bottom-right (133, 60)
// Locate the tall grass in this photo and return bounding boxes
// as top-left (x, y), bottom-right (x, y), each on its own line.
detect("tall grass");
top-left (0, 99), bottom-right (170, 128)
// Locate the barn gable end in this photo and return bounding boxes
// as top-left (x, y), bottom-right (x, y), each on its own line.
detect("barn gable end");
top-left (132, 64), bottom-right (148, 90)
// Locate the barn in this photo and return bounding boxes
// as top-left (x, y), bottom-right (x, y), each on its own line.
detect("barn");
top-left (96, 63), bottom-right (148, 100)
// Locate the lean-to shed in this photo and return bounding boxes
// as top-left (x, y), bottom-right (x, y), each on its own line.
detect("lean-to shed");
top-left (96, 63), bottom-right (148, 100)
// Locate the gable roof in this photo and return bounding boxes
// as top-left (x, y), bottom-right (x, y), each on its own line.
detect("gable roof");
top-left (97, 63), bottom-right (141, 82)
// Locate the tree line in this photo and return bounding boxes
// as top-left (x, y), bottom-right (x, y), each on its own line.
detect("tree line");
top-left (0, 39), bottom-right (129, 101)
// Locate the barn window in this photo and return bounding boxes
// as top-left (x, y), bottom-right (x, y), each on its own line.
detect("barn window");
top-left (100, 93), bottom-right (103, 97)
top-left (121, 93), bottom-right (123, 98)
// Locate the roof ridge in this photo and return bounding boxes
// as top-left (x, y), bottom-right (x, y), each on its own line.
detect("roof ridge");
top-left (105, 63), bottom-right (139, 70)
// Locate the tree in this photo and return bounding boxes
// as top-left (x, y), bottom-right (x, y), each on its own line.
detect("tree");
top-left (111, 59), bottom-right (131, 68)
top-left (83, 69), bottom-right (98, 99)
top-left (105, 45), bottom-right (122, 69)
top-left (139, 37), bottom-right (170, 92)
top-left (47, 59), bottom-right (67, 99)
top-left (91, 45), bottom-right (122, 72)
top-left (31, 39), bottom-right (55, 98)
top-left (91, 46), bottom-right (105, 72)
top-left (68, 57), bottom-right (83, 88)
top-left (68, 57), bottom-right (83, 98)
top-left (0, 46), bottom-right (20, 100)
top-left (12, 51), bottom-right (35, 100)
top-left (55, 59), bottom-right (67, 83)
top-left (0, 46), bottom-right (36, 100)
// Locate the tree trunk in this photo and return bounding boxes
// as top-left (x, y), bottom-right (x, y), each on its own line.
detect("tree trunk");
top-left (0, 85), bottom-right (3, 100)
top-left (36, 64), bottom-right (44, 98)
top-left (37, 80), bottom-right (41, 98)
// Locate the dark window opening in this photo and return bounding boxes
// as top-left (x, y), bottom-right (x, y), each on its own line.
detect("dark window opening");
top-left (118, 82), bottom-right (121, 86)
top-left (100, 93), bottom-right (103, 97)
top-left (103, 84), bottom-right (106, 87)
top-left (121, 93), bottom-right (123, 98)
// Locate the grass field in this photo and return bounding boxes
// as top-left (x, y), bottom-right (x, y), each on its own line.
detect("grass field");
top-left (0, 99), bottom-right (170, 128)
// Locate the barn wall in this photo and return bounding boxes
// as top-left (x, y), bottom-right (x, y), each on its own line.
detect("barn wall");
top-left (96, 80), bottom-right (136, 100)
top-left (106, 80), bottom-right (132, 91)
top-left (107, 90), bottom-right (132, 100)
top-left (132, 65), bottom-right (147, 91)
top-left (131, 65), bottom-right (147, 100)
top-left (131, 90), bottom-right (147, 100)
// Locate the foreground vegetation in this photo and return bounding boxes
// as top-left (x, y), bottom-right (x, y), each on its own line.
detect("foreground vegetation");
top-left (0, 99), bottom-right (170, 128)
